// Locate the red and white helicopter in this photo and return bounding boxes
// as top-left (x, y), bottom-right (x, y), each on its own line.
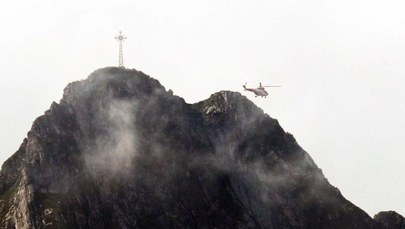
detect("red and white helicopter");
top-left (243, 83), bottom-right (281, 98)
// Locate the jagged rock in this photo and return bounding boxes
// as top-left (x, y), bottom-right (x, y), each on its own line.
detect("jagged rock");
top-left (0, 67), bottom-right (401, 228)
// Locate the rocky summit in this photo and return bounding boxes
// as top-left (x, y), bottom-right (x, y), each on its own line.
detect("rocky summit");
top-left (0, 67), bottom-right (402, 228)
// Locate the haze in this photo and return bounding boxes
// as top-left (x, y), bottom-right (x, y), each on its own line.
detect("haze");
top-left (0, 0), bottom-right (404, 217)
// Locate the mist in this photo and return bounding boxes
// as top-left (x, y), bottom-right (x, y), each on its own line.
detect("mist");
top-left (84, 100), bottom-right (138, 177)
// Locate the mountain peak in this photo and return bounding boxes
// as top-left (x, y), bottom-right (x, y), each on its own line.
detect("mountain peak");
top-left (0, 67), bottom-right (401, 228)
top-left (62, 67), bottom-right (167, 104)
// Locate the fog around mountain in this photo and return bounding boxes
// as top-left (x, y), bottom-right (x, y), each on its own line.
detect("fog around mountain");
top-left (0, 0), bottom-right (404, 218)
top-left (1, 67), bottom-right (402, 228)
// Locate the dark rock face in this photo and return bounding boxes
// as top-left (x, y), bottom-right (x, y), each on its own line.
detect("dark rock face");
top-left (374, 211), bottom-right (405, 229)
top-left (0, 67), bottom-right (400, 228)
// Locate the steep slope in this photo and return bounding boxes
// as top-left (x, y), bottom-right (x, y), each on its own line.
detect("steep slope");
top-left (0, 67), bottom-right (395, 228)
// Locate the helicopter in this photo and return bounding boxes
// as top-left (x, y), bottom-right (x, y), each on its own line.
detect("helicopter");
top-left (243, 82), bottom-right (281, 98)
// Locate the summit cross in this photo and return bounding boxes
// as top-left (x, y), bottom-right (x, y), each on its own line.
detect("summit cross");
top-left (115, 31), bottom-right (127, 68)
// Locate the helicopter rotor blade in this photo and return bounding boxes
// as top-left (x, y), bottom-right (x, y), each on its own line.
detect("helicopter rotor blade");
top-left (263, 85), bottom-right (281, 87)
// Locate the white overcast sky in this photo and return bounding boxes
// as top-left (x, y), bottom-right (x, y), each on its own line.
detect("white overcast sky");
top-left (1, 0), bottom-right (404, 217)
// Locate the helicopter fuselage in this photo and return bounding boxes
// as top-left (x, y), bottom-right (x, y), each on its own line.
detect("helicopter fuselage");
top-left (243, 86), bottom-right (269, 97)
